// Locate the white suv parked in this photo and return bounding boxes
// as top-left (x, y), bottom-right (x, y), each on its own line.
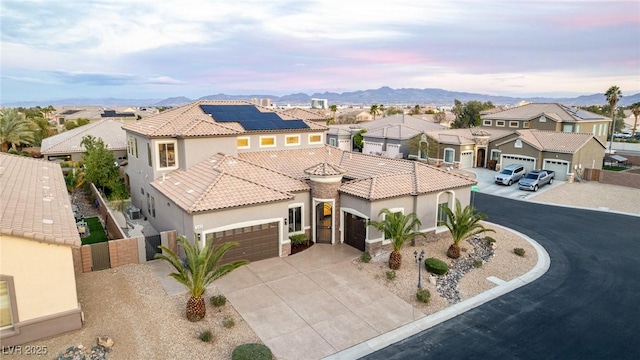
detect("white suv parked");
top-left (495, 164), bottom-right (526, 185)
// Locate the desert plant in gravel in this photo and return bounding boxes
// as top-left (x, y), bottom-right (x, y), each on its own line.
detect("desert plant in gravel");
top-left (473, 260), bottom-right (483, 268)
top-left (222, 315), bottom-right (235, 329)
top-left (514, 248), bottom-right (526, 257)
top-left (156, 236), bottom-right (249, 322)
top-left (425, 257), bottom-right (449, 275)
top-left (360, 251), bottom-right (372, 263)
top-left (210, 295), bottom-right (227, 307)
top-left (416, 288), bottom-right (431, 303)
top-left (440, 200), bottom-right (495, 259)
top-left (386, 270), bottom-right (396, 281)
top-left (368, 209), bottom-right (425, 270)
top-left (232, 343), bottom-right (274, 360)
top-left (199, 329), bottom-right (213, 342)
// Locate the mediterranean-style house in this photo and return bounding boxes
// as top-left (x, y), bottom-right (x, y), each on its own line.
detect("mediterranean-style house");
top-left (40, 119), bottom-right (127, 162)
top-left (122, 100), bottom-right (476, 263)
top-left (0, 153), bottom-right (83, 347)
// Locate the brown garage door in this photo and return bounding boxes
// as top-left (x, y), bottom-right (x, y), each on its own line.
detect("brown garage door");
top-left (344, 213), bottom-right (366, 251)
top-left (206, 222), bottom-right (279, 263)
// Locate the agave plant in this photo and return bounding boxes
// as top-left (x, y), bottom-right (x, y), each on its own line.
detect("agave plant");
top-left (156, 236), bottom-right (248, 322)
top-left (441, 199), bottom-right (495, 259)
top-left (368, 209), bottom-right (424, 270)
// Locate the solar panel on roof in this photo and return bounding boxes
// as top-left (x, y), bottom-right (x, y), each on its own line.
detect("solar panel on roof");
top-left (199, 105), bottom-right (309, 130)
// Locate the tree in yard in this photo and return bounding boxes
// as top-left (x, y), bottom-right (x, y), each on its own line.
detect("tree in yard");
top-left (379, 104), bottom-right (386, 117)
top-left (368, 209), bottom-right (425, 270)
top-left (80, 135), bottom-right (120, 194)
top-left (353, 129), bottom-right (367, 151)
top-left (369, 104), bottom-right (380, 121)
top-left (155, 236), bottom-right (249, 321)
top-left (65, 162), bottom-right (86, 200)
top-left (605, 86), bottom-right (622, 135)
top-left (1, 108), bottom-right (35, 152)
top-left (629, 102), bottom-right (640, 135)
top-left (434, 111), bottom-right (446, 124)
top-left (329, 104), bottom-right (338, 124)
top-left (412, 104), bottom-right (421, 115)
top-left (440, 199), bottom-right (495, 259)
top-left (450, 100), bottom-right (494, 128)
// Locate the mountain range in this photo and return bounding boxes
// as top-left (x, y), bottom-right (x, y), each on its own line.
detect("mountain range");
top-left (4, 86), bottom-right (640, 108)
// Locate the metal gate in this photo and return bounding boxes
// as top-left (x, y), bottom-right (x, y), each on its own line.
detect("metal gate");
top-left (90, 242), bottom-right (111, 271)
top-left (145, 234), bottom-right (162, 261)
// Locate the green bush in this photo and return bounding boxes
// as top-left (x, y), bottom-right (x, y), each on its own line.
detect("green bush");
top-left (514, 248), bottom-right (526, 257)
top-left (416, 288), bottom-right (431, 303)
top-left (222, 315), bottom-right (235, 329)
top-left (199, 329), bottom-right (213, 342)
top-left (424, 258), bottom-right (448, 275)
top-left (473, 260), bottom-right (483, 268)
top-left (210, 295), bottom-right (227, 307)
top-left (386, 270), bottom-right (396, 281)
top-left (289, 233), bottom-right (308, 246)
top-left (486, 236), bottom-right (496, 244)
top-left (360, 251), bottom-right (372, 263)
top-left (232, 343), bottom-right (273, 360)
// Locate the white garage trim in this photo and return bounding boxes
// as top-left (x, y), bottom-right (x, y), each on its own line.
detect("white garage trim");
top-left (363, 141), bottom-right (383, 155)
top-left (460, 151), bottom-right (473, 169)
top-left (543, 159), bottom-right (570, 181)
top-left (501, 154), bottom-right (536, 173)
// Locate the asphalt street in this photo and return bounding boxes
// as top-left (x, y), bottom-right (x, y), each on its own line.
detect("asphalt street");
top-left (363, 193), bottom-right (640, 360)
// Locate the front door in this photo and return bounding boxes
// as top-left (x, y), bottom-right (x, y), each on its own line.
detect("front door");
top-left (477, 148), bottom-right (486, 167)
top-left (315, 202), bottom-right (332, 244)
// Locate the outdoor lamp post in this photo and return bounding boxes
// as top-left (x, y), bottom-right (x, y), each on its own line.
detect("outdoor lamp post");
top-left (414, 249), bottom-right (425, 289)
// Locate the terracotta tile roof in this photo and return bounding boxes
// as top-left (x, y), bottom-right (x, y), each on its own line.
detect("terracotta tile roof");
top-left (364, 124), bottom-right (424, 140)
top-left (0, 153), bottom-right (80, 247)
top-left (238, 146), bottom-right (344, 179)
top-left (123, 100), bottom-right (326, 137)
top-left (41, 119), bottom-right (127, 155)
top-left (151, 154), bottom-right (308, 213)
top-left (481, 103), bottom-right (610, 123)
top-left (282, 108), bottom-right (330, 121)
top-left (304, 162), bottom-right (346, 176)
top-left (425, 128), bottom-right (515, 145)
top-left (506, 129), bottom-right (603, 153)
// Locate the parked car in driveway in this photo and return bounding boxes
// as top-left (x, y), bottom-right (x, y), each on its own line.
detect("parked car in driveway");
top-left (495, 164), bottom-right (526, 185)
top-left (518, 170), bottom-right (555, 191)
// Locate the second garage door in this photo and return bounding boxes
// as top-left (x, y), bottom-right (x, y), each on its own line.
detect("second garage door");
top-left (544, 160), bottom-right (569, 181)
top-left (460, 151), bottom-right (473, 169)
top-left (206, 222), bottom-right (279, 263)
top-left (501, 155), bottom-right (536, 173)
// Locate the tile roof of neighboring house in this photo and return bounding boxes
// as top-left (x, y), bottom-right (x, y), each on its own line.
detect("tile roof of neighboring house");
top-left (425, 128), bottom-right (515, 145)
top-left (282, 108), bottom-right (330, 122)
top-left (123, 100), bottom-right (327, 137)
top-left (305, 162), bottom-right (347, 176)
top-left (364, 124), bottom-right (424, 140)
top-left (41, 119), bottom-right (127, 155)
top-left (481, 103), bottom-right (610, 123)
top-left (151, 153), bottom-right (309, 213)
top-left (495, 130), bottom-right (605, 153)
top-left (0, 153), bottom-right (80, 247)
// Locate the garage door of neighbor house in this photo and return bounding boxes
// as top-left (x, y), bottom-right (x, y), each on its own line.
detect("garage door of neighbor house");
top-left (501, 155), bottom-right (536, 173)
top-left (206, 222), bottom-right (279, 264)
top-left (363, 141), bottom-right (383, 155)
top-left (460, 151), bottom-right (473, 169)
top-left (544, 160), bottom-right (570, 181)
top-left (344, 213), bottom-right (366, 251)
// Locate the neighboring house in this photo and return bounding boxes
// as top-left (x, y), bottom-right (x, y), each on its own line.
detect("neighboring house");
top-left (281, 107), bottom-right (330, 124)
top-left (53, 107), bottom-right (103, 126)
top-left (41, 119), bottom-right (127, 162)
top-left (355, 111), bottom-right (374, 122)
top-left (122, 100), bottom-right (476, 263)
top-left (0, 153), bottom-right (83, 347)
top-left (326, 125), bottom-right (354, 151)
top-left (480, 103), bottom-right (612, 143)
top-left (424, 128), bottom-right (515, 169)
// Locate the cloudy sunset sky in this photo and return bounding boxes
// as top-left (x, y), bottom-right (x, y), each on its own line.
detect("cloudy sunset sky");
top-left (1, 0), bottom-right (639, 103)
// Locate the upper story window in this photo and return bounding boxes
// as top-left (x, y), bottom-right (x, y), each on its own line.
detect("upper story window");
top-left (444, 148), bottom-right (454, 163)
top-left (285, 135), bottom-right (300, 146)
top-left (523, 122), bottom-right (530, 128)
top-left (483, 120), bottom-right (492, 126)
top-left (509, 121), bottom-right (519, 128)
top-left (157, 141), bottom-right (177, 169)
top-left (539, 115), bottom-right (546, 122)
top-left (127, 136), bottom-right (138, 158)
top-left (515, 139), bottom-right (523, 148)
top-left (260, 136), bottom-right (276, 148)
top-left (147, 143), bottom-right (152, 166)
top-left (237, 137), bottom-right (250, 149)
top-left (496, 121), bottom-right (505, 127)
top-left (563, 124), bottom-right (573, 133)
top-left (308, 134), bottom-right (323, 144)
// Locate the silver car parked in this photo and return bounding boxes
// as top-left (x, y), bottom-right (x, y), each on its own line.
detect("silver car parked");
top-left (494, 164), bottom-right (526, 185)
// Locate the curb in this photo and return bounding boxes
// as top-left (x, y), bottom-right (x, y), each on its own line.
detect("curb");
top-left (324, 222), bottom-right (551, 360)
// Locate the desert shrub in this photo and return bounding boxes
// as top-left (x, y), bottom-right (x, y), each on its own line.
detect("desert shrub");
top-left (386, 270), bottom-right (396, 281)
top-left (473, 260), bottom-right (483, 268)
top-left (199, 329), bottom-right (213, 342)
top-left (514, 248), bottom-right (526, 257)
top-left (360, 251), bottom-right (372, 263)
top-left (210, 295), bottom-right (227, 307)
top-left (424, 258), bottom-right (448, 275)
top-left (232, 343), bottom-right (273, 360)
top-left (289, 233), bottom-right (308, 246)
top-left (222, 315), bottom-right (235, 329)
top-left (486, 236), bottom-right (496, 244)
top-left (416, 288), bottom-right (431, 303)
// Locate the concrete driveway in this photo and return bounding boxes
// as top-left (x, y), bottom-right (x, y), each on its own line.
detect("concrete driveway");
top-left (461, 167), bottom-right (564, 200)
top-left (213, 244), bottom-right (424, 360)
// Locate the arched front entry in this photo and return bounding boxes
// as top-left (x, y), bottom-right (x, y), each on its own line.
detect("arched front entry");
top-left (476, 148), bottom-right (486, 168)
top-left (315, 202), bottom-right (332, 244)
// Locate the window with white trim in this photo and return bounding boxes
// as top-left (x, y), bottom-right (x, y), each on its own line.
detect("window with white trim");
top-left (157, 141), bottom-right (177, 169)
top-left (444, 148), bottom-right (454, 163)
top-left (509, 121), bottom-right (519, 128)
top-left (575, 125), bottom-right (581, 133)
top-left (146, 193), bottom-right (156, 218)
top-left (329, 138), bottom-right (337, 146)
top-left (308, 134), bottom-right (323, 144)
top-left (490, 150), bottom-right (501, 160)
top-left (563, 124), bottom-right (573, 133)
top-left (496, 121), bottom-right (505, 127)
top-left (483, 120), bottom-right (492, 126)
top-left (539, 115), bottom-right (546, 122)
top-left (524, 122), bottom-right (530, 128)
top-left (437, 201), bottom-right (449, 226)
top-left (288, 206), bottom-right (303, 232)
top-left (592, 124), bottom-right (597, 135)
top-left (127, 136), bottom-right (138, 158)
top-left (260, 136), bottom-right (276, 148)
top-left (515, 139), bottom-right (523, 148)
top-left (237, 137), bottom-right (250, 149)
top-left (1, 276), bottom-right (17, 329)
top-left (285, 135), bottom-right (300, 146)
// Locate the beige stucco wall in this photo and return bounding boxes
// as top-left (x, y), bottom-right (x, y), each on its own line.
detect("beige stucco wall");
top-left (0, 236), bottom-right (78, 322)
top-left (180, 136), bottom-right (237, 169)
top-left (235, 131), bottom-right (327, 153)
top-left (574, 139), bottom-right (606, 170)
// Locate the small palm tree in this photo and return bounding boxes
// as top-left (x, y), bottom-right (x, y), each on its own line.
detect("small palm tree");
top-left (329, 104), bottom-right (338, 124)
top-left (441, 200), bottom-right (495, 259)
top-left (156, 236), bottom-right (249, 322)
top-left (1, 108), bottom-right (35, 152)
top-left (369, 104), bottom-right (380, 121)
top-left (368, 209), bottom-right (424, 270)
top-left (630, 102), bottom-right (640, 135)
top-left (605, 85), bottom-right (622, 135)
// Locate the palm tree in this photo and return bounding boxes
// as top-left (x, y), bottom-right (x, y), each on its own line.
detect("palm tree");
top-left (156, 236), bottom-right (249, 322)
top-left (379, 104), bottom-right (386, 118)
top-left (630, 102), bottom-right (640, 135)
top-left (368, 209), bottom-right (425, 270)
top-left (329, 104), bottom-right (338, 124)
top-left (65, 162), bottom-right (86, 202)
top-left (413, 104), bottom-right (421, 115)
top-left (1, 108), bottom-right (35, 152)
top-left (369, 104), bottom-right (380, 121)
top-left (605, 86), bottom-right (622, 135)
top-left (441, 200), bottom-right (495, 259)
